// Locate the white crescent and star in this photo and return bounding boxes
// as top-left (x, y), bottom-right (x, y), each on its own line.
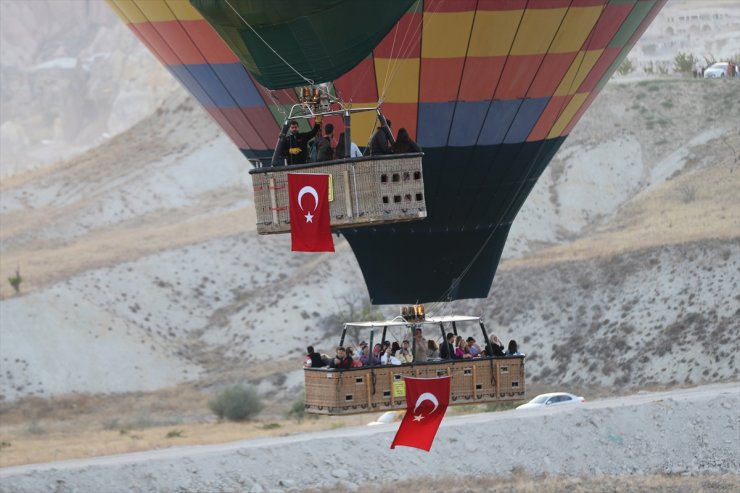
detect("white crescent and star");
top-left (412, 392), bottom-right (440, 421)
top-left (297, 185), bottom-right (319, 223)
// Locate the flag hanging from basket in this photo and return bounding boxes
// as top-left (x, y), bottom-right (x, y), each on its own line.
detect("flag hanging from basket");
top-left (287, 173), bottom-right (334, 252)
top-left (391, 376), bottom-right (450, 451)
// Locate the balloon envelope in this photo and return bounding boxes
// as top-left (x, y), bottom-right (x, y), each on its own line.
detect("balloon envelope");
top-left (108, 0), bottom-right (666, 304)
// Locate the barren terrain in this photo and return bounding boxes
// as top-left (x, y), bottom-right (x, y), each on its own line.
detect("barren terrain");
top-left (0, 1), bottom-right (739, 490)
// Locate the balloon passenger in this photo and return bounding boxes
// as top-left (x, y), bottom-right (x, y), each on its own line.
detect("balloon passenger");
top-left (369, 118), bottom-right (393, 155)
top-left (306, 346), bottom-right (325, 367)
top-left (335, 132), bottom-right (363, 158)
top-left (486, 334), bottom-right (505, 357)
top-left (391, 127), bottom-right (421, 154)
top-left (330, 346), bottom-right (352, 369)
top-left (280, 118), bottom-right (321, 165)
top-left (315, 123), bottom-right (335, 162)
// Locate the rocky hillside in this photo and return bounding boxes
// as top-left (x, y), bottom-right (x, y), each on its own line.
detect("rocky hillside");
top-left (0, 0), bottom-right (738, 403)
top-left (0, 77), bottom-right (737, 403)
top-left (0, 0), bottom-right (178, 176)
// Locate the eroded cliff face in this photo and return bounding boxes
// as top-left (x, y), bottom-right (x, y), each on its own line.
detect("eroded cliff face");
top-left (0, 0), bottom-right (179, 177)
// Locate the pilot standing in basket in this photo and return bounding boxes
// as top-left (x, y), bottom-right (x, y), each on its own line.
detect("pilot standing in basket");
top-left (280, 116), bottom-right (322, 165)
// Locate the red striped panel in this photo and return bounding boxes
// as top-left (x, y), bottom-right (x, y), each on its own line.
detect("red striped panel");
top-left (180, 20), bottom-right (239, 64)
top-left (150, 20), bottom-right (205, 65)
top-left (216, 108), bottom-right (268, 149)
top-left (133, 22), bottom-right (181, 65)
top-left (529, 52), bottom-right (579, 98)
top-left (205, 108), bottom-right (249, 149)
top-left (495, 55), bottom-right (545, 100)
top-left (382, 102), bottom-right (418, 141)
top-left (588, 2), bottom-right (634, 49)
top-left (458, 56), bottom-right (507, 101)
top-left (426, 0), bottom-right (477, 12)
top-left (562, 91), bottom-right (598, 135)
top-left (124, 22), bottom-right (166, 65)
top-left (576, 46), bottom-right (621, 92)
top-left (526, 95), bottom-right (572, 141)
top-left (518, 0), bottom-right (576, 8)
top-left (374, 11), bottom-right (421, 59)
top-left (239, 106), bottom-right (281, 146)
top-left (334, 57), bottom-right (378, 103)
top-left (419, 58), bottom-right (465, 103)
top-left (476, 0), bottom-right (528, 10)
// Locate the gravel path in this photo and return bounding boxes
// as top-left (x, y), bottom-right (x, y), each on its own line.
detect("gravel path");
top-left (1, 383), bottom-right (737, 492)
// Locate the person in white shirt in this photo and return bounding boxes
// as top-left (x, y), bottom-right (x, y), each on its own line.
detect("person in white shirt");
top-left (335, 132), bottom-right (363, 158)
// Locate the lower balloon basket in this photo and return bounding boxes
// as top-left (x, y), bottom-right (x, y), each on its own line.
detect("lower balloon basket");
top-left (250, 153), bottom-right (426, 234)
top-left (304, 357), bottom-right (525, 415)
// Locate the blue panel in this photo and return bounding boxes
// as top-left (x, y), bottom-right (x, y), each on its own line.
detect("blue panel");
top-left (504, 97), bottom-right (550, 144)
top-left (187, 64), bottom-right (241, 107)
top-left (478, 99), bottom-right (521, 146)
top-left (417, 102), bottom-right (455, 148)
top-left (211, 63), bottom-right (264, 108)
top-left (448, 101), bottom-right (491, 147)
top-left (168, 65), bottom-right (217, 108)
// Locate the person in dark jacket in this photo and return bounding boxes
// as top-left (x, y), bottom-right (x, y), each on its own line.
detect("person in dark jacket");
top-left (439, 332), bottom-right (459, 360)
top-left (486, 334), bottom-right (505, 357)
top-left (315, 123), bottom-right (335, 162)
top-left (369, 119), bottom-right (393, 155)
top-left (306, 346), bottom-right (325, 367)
top-left (330, 346), bottom-right (352, 369)
top-left (391, 127), bottom-right (421, 154)
top-left (280, 118), bottom-right (321, 165)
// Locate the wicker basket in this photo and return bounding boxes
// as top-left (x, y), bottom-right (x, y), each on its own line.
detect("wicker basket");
top-left (304, 356), bottom-right (525, 415)
top-left (250, 154), bottom-right (426, 234)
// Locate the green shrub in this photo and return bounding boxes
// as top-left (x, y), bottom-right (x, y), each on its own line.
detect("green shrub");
top-left (165, 429), bottom-right (184, 438)
top-left (260, 422), bottom-right (281, 430)
top-left (673, 52), bottom-right (697, 75)
top-left (286, 398), bottom-right (318, 423)
top-left (208, 384), bottom-right (263, 422)
top-left (8, 268), bottom-right (21, 293)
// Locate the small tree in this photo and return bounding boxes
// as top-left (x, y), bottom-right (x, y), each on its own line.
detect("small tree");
top-left (8, 268), bottom-right (22, 293)
top-left (673, 52), bottom-right (697, 75)
top-left (703, 54), bottom-right (717, 67)
top-left (617, 58), bottom-right (635, 76)
top-left (208, 384), bottom-right (263, 422)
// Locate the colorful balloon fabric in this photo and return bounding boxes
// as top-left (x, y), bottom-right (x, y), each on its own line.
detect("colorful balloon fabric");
top-left (108, 0), bottom-right (666, 304)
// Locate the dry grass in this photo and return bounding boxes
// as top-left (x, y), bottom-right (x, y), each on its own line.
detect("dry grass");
top-left (312, 473), bottom-right (740, 493)
top-left (0, 386), bottom-right (371, 467)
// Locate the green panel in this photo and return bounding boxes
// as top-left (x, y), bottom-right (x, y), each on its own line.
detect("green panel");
top-left (191, 0), bottom-right (415, 89)
top-left (608, 0), bottom-right (655, 48)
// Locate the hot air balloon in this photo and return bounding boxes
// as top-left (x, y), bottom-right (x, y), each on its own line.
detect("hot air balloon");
top-left (107, 0), bottom-right (667, 305)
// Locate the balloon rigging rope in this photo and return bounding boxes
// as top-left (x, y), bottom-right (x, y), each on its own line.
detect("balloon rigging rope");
top-left (224, 0), bottom-right (316, 87)
top-left (379, 0), bottom-right (435, 103)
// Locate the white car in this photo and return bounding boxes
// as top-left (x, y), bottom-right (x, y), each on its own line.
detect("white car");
top-left (704, 62), bottom-right (729, 78)
top-left (516, 392), bottom-right (585, 410)
top-left (366, 411), bottom-right (404, 426)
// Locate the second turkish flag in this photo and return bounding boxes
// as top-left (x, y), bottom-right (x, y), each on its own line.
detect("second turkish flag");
top-left (391, 376), bottom-right (450, 451)
top-left (288, 173), bottom-right (334, 252)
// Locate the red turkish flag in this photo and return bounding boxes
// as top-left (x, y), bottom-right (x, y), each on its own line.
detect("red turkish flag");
top-left (390, 376), bottom-right (450, 451)
top-left (287, 173), bottom-right (334, 252)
